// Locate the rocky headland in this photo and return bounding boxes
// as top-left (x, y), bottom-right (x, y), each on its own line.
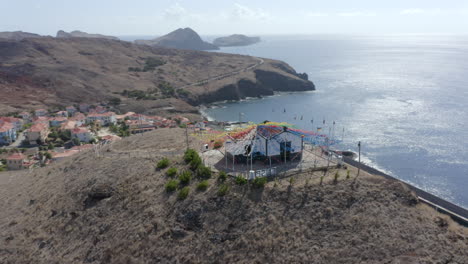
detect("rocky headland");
top-left (135, 28), bottom-right (219, 51)
top-left (0, 36), bottom-right (313, 117)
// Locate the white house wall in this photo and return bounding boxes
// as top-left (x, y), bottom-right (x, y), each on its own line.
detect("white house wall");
top-left (268, 132), bottom-right (302, 156)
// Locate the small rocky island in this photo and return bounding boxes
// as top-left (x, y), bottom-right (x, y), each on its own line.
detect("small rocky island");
top-left (213, 34), bottom-right (261, 47)
top-left (135, 27), bottom-right (219, 51)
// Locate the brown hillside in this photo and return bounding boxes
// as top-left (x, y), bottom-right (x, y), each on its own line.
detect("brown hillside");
top-left (0, 128), bottom-right (466, 263)
top-left (0, 37), bottom-right (314, 116)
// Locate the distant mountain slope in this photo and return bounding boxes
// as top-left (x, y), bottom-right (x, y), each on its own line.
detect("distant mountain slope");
top-left (0, 37), bottom-right (313, 115)
top-left (56, 30), bottom-right (118, 40)
top-left (135, 28), bottom-right (219, 51)
top-left (213, 34), bottom-right (261, 47)
top-left (0, 31), bottom-right (44, 41)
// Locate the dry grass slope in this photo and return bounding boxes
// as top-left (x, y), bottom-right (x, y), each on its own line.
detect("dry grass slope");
top-left (0, 37), bottom-right (312, 116)
top-left (0, 128), bottom-right (467, 263)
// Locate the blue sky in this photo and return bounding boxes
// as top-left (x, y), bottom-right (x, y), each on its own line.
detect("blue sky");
top-left (2, 0), bottom-right (468, 36)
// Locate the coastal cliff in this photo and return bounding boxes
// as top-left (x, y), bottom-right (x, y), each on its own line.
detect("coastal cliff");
top-left (192, 68), bottom-right (314, 104)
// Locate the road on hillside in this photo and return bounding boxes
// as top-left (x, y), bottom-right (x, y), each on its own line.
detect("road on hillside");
top-left (178, 57), bottom-right (265, 90)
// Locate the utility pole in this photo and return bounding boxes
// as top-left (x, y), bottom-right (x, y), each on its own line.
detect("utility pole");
top-left (185, 124), bottom-right (189, 150)
top-left (357, 141), bottom-right (361, 178)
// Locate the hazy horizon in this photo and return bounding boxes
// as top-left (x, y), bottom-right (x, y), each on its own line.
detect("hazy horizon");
top-left (3, 0), bottom-right (468, 36)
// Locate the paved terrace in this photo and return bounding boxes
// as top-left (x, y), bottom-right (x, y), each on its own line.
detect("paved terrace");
top-left (201, 144), bottom-right (340, 176)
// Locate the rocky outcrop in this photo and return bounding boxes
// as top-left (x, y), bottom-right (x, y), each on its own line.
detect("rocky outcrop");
top-left (192, 69), bottom-right (315, 105)
top-left (213, 34), bottom-right (260, 47)
top-left (135, 28), bottom-right (218, 51)
top-left (56, 30), bottom-right (118, 40)
top-left (0, 31), bottom-right (43, 41)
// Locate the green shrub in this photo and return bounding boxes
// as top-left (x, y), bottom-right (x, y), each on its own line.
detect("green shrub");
top-left (165, 180), bottom-right (178, 192)
top-left (346, 170), bottom-right (350, 179)
top-left (196, 180), bottom-right (209, 191)
top-left (178, 187), bottom-right (190, 200)
top-left (157, 158), bottom-right (170, 169)
top-left (184, 149), bottom-right (197, 163)
top-left (334, 171), bottom-right (339, 184)
top-left (218, 171), bottom-right (227, 182)
top-left (178, 170), bottom-right (192, 185)
top-left (196, 165), bottom-right (212, 179)
top-left (235, 175), bottom-right (248, 185)
top-left (252, 177), bottom-right (267, 189)
top-left (217, 184), bottom-right (229, 196)
top-left (189, 155), bottom-right (202, 171)
top-left (213, 141), bottom-right (223, 149)
top-left (320, 176), bottom-right (324, 186)
top-left (166, 167), bottom-right (177, 177)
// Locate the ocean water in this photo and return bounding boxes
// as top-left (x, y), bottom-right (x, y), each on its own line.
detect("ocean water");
top-left (203, 35), bottom-right (468, 209)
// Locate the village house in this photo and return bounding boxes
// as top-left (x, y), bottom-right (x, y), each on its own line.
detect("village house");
top-left (90, 105), bottom-right (107, 114)
top-left (19, 112), bottom-right (32, 123)
top-left (33, 116), bottom-right (50, 126)
top-left (101, 134), bottom-right (122, 143)
top-left (0, 116), bottom-right (24, 131)
top-left (173, 115), bottom-right (190, 125)
top-left (55, 111), bottom-right (68, 117)
top-left (71, 127), bottom-right (93, 142)
top-left (0, 122), bottom-right (17, 145)
top-left (6, 153), bottom-right (26, 170)
top-left (35, 109), bottom-right (48, 117)
top-left (116, 112), bottom-right (135, 121)
top-left (226, 125), bottom-right (304, 164)
top-left (79, 103), bottom-right (90, 113)
top-left (26, 123), bottom-right (49, 145)
top-left (86, 112), bottom-right (116, 126)
top-left (125, 120), bottom-right (156, 134)
top-left (66, 106), bottom-right (77, 116)
top-left (59, 120), bottom-right (77, 131)
top-left (49, 116), bottom-right (68, 127)
top-left (69, 113), bottom-right (86, 126)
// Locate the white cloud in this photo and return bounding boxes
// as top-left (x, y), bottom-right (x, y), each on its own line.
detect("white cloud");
top-left (230, 3), bottom-right (270, 21)
top-left (337, 11), bottom-right (377, 17)
top-left (163, 3), bottom-right (188, 21)
top-left (400, 8), bottom-right (445, 15)
top-left (400, 8), bottom-right (425, 15)
top-left (307, 12), bottom-right (329, 17)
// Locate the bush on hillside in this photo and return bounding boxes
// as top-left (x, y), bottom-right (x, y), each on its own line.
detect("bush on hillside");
top-left (178, 171), bottom-right (192, 185)
top-left (184, 149), bottom-right (197, 163)
top-left (178, 187), bottom-right (190, 200)
top-left (217, 184), bottom-right (229, 196)
top-left (190, 156), bottom-right (202, 171)
top-left (218, 171), bottom-right (227, 182)
top-left (157, 158), bottom-right (170, 169)
top-left (196, 180), bottom-right (209, 191)
top-left (197, 165), bottom-right (212, 179)
top-left (166, 167), bottom-right (178, 177)
top-left (213, 141), bottom-right (223, 149)
top-left (165, 180), bottom-right (178, 192)
top-left (252, 177), bottom-right (267, 189)
top-left (235, 175), bottom-right (248, 185)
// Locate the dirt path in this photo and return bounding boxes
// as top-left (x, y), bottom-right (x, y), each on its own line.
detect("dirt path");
top-left (178, 57), bottom-right (264, 89)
